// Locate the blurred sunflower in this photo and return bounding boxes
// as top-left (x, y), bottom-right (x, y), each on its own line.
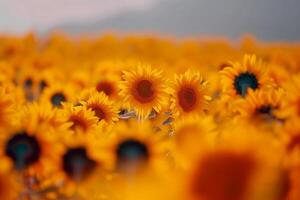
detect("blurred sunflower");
top-left (60, 103), bottom-right (98, 134)
top-left (169, 70), bottom-right (211, 118)
top-left (235, 88), bottom-right (284, 123)
top-left (176, 125), bottom-right (284, 200)
top-left (96, 78), bottom-right (119, 98)
top-left (16, 66), bottom-right (40, 101)
top-left (0, 116), bottom-right (61, 174)
top-left (40, 83), bottom-right (77, 108)
top-left (16, 102), bottom-right (68, 133)
top-left (119, 65), bottom-right (168, 118)
top-left (93, 71), bottom-right (121, 101)
top-left (82, 92), bottom-right (119, 125)
top-left (171, 115), bottom-right (217, 168)
top-left (100, 120), bottom-right (170, 175)
top-left (220, 54), bottom-right (274, 98)
top-left (54, 133), bottom-right (104, 199)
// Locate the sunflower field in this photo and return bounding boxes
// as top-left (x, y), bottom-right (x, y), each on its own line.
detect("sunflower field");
top-left (0, 33), bottom-right (300, 200)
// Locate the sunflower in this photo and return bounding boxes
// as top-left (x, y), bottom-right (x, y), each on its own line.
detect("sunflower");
top-left (54, 133), bottom-right (105, 199)
top-left (168, 70), bottom-right (211, 118)
top-left (100, 120), bottom-right (170, 175)
top-left (73, 87), bottom-right (97, 106)
top-left (16, 102), bottom-right (68, 133)
top-left (234, 88), bottom-right (284, 123)
top-left (0, 114), bottom-right (61, 176)
top-left (119, 64), bottom-right (169, 118)
top-left (81, 92), bottom-right (119, 125)
top-left (15, 65), bottom-right (40, 101)
top-left (176, 125), bottom-right (285, 200)
top-left (220, 54), bottom-right (274, 98)
top-left (171, 115), bottom-right (217, 169)
top-left (39, 83), bottom-right (77, 108)
top-left (59, 134), bottom-right (101, 181)
top-left (92, 70), bottom-right (121, 101)
top-left (60, 103), bottom-right (99, 135)
top-left (96, 78), bottom-right (119, 98)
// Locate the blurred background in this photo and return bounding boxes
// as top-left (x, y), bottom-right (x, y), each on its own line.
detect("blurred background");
top-left (0, 0), bottom-right (299, 41)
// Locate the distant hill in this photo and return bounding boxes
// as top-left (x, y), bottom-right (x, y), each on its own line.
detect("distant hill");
top-left (51, 0), bottom-right (300, 41)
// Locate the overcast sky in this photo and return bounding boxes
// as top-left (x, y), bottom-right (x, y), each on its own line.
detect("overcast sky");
top-left (0, 0), bottom-right (158, 33)
top-left (0, 0), bottom-right (299, 41)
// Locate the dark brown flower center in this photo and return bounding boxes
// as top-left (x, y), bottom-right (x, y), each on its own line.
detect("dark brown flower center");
top-left (50, 92), bottom-right (66, 107)
top-left (23, 78), bottom-right (33, 89)
top-left (69, 115), bottom-right (88, 131)
top-left (39, 80), bottom-right (48, 92)
top-left (89, 105), bottom-right (106, 121)
top-left (178, 86), bottom-right (197, 112)
top-left (234, 72), bottom-right (259, 97)
top-left (116, 139), bottom-right (149, 168)
top-left (255, 104), bottom-right (278, 121)
top-left (133, 79), bottom-right (155, 103)
top-left (63, 147), bottom-right (97, 181)
top-left (191, 151), bottom-right (255, 200)
top-left (5, 132), bottom-right (41, 170)
top-left (96, 81), bottom-right (114, 96)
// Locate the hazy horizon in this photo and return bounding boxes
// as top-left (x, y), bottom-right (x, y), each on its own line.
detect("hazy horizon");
top-left (1, 0), bottom-right (300, 41)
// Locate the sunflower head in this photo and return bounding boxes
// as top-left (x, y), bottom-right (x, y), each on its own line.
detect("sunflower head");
top-left (220, 54), bottom-right (274, 98)
top-left (39, 83), bottom-right (77, 108)
top-left (57, 132), bottom-right (103, 183)
top-left (178, 124), bottom-right (285, 200)
top-left (81, 92), bottom-right (119, 125)
top-left (4, 131), bottom-right (41, 170)
top-left (60, 103), bottom-right (98, 134)
top-left (93, 72), bottom-right (121, 100)
top-left (171, 115), bottom-right (217, 168)
top-left (0, 116), bottom-right (62, 174)
top-left (119, 64), bottom-right (169, 118)
top-left (169, 70), bottom-right (211, 118)
top-left (101, 120), bottom-right (170, 175)
top-left (17, 102), bottom-right (67, 132)
top-left (234, 88), bottom-right (284, 124)
top-left (62, 146), bottom-right (97, 181)
top-left (190, 150), bottom-right (256, 200)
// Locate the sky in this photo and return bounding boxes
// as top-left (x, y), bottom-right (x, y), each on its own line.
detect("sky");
top-left (0, 0), bottom-right (299, 41)
top-left (0, 0), bottom-right (158, 33)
